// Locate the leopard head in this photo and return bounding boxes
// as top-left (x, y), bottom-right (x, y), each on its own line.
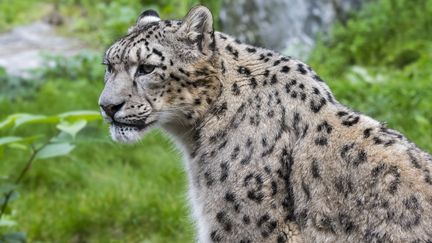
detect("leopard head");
top-left (98, 6), bottom-right (222, 143)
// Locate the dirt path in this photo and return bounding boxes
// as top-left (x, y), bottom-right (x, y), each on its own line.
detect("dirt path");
top-left (0, 21), bottom-right (84, 77)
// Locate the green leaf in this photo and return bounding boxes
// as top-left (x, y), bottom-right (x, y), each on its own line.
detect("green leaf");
top-left (14, 114), bottom-right (45, 127)
top-left (0, 113), bottom-right (60, 129)
top-left (6, 143), bottom-right (28, 150)
top-left (14, 114), bottom-right (59, 127)
top-left (0, 111), bottom-right (100, 131)
top-left (35, 143), bottom-right (75, 160)
top-left (0, 116), bottom-right (15, 130)
top-left (0, 135), bottom-right (43, 148)
top-left (50, 132), bottom-right (73, 143)
top-left (59, 110), bottom-right (102, 122)
top-left (56, 120), bottom-right (87, 138)
top-left (0, 137), bottom-right (23, 146)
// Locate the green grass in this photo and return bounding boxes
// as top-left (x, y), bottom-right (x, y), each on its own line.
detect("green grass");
top-left (11, 132), bottom-right (192, 242)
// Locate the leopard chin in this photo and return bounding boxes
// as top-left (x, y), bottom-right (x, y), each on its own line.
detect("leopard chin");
top-left (109, 122), bottom-right (154, 143)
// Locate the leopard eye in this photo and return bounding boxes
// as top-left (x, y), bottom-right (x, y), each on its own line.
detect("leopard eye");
top-left (136, 64), bottom-right (156, 76)
top-left (106, 64), bottom-right (114, 73)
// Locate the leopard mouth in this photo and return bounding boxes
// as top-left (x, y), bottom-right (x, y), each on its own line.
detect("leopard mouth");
top-left (111, 120), bottom-right (156, 131)
top-left (109, 119), bottom-right (158, 143)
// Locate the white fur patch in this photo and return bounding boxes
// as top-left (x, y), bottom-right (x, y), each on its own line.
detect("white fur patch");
top-left (138, 15), bottom-right (160, 26)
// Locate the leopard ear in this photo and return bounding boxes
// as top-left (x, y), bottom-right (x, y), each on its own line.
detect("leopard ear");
top-left (136, 9), bottom-right (160, 26)
top-left (178, 5), bottom-right (214, 54)
top-left (129, 9), bottom-right (160, 33)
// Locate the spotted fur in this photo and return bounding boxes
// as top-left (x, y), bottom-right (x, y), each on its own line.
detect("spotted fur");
top-left (99, 6), bottom-right (432, 243)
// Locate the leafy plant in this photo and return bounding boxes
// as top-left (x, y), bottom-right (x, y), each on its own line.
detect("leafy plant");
top-left (0, 0), bottom-right (49, 32)
top-left (308, 0), bottom-right (432, 153)
top-left (0, 111), bottom-right (101, 241)
top-left (0, 52), bottom-right (104, 102)
top-left (0, 67), bottom-right (43, 102)
top-left (309, 0), bottom-right (432, 77)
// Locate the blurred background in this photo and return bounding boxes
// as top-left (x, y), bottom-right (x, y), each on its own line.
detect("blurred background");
top-left (0, 0), bottom-right (431, 242)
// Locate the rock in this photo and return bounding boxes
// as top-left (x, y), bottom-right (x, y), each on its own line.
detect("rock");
top-left (220, 0), bottom-right (366, 60)
top-left (0, 21), bottom-right (83, 77)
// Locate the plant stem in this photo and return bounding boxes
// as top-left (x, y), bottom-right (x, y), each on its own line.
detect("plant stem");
top-left (0, 144), bottom-right (46, 220)
top-left (15, 145), bottom-right (38, 185)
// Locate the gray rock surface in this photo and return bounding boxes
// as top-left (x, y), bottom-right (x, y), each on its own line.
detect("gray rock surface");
top-left (0, 21), bottom-right (83, 77)
top-left (220, 0), bottom-right (366, 60)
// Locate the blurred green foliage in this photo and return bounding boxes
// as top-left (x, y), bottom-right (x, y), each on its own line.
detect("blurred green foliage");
top-left (310, 0), bottom-right (432, 75)
top-left (0, 1), bottom-right (48, 32)
top-left (0, 111), bottom-right (101, 242)
top-left (0, 0), bottom-right (431, 242)
top-left (0, 52), bottom-right (103, 101)
top-left (309, 0), bottom-right (432, 152)
top-left (0, 67), bottom-right (39, 101)
top-left (66, 0), bottom-right (220, 47)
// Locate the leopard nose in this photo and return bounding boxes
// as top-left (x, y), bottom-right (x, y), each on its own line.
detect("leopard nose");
top-left (100, 102), bottom-right (125, 119)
